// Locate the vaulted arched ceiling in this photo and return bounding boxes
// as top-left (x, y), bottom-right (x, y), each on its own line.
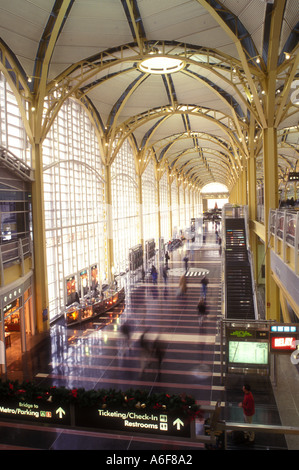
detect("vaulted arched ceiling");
top-left (0, 0), bottom-right (298, 191)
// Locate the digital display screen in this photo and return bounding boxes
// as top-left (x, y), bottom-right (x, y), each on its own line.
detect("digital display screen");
top-left (228, 341), bottom-right (269, 365)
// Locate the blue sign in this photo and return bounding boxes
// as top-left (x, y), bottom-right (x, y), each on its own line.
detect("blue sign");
top-left (270, 325), bottom-right (297, 333)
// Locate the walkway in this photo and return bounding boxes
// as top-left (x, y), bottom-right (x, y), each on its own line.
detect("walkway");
top-left (0, 223), bottom-right (290, 450)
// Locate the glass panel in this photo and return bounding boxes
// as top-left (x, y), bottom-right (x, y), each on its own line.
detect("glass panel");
top-left (111, 138), bottom-right (138, 273)
top-left (286, 212), bottom-right (296, 247)
top-left (43, 98), bottom-right (105, 321)
top-left (142, 159), bottom-right (157, 243)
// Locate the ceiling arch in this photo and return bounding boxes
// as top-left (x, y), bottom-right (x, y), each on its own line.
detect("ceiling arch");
top-left (0, 0), bottom-right (298, 191)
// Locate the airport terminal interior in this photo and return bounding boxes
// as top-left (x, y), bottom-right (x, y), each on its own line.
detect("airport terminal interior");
top-left (0, 0), bottom-right (298, 451)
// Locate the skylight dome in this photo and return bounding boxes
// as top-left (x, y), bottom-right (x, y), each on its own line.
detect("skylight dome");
top-left (139, 55), bottom-right (185, 74)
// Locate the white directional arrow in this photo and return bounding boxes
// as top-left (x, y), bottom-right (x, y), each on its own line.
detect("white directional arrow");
top-left (56, 407), bottom-right (66, 419)
top-left (173, 418), bottom-right (184, 430)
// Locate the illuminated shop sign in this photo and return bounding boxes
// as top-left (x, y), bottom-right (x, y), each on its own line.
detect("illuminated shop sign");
top-left (75, 406), bottom-right (191, 438)
top-left (270, 325), bottom-right (297, 333)
top-left (227, 328), bottom-right (269, 340)
top-left (270, 324), bottom-right (299, 353)
top-left (0, 399), bottom-right (71, 426)
top-left (271, 336), bottom-right (297, 351)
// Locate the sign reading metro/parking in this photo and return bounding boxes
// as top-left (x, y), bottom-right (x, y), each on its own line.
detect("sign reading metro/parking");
top-left (75, 406), bottom-right (191, 438)
top-left (0, 399), bottom-right (191, 438)
top-left (0, 399), bottom-right (71, 426)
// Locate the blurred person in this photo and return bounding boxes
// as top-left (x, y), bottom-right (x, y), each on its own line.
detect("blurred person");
top-left (139, 330), bottom-right (152, 375)
top-left (197, 297), bottom-right (206, 328)
top-left (151, 264), bottom-right (158, 284)
top-left (120, 320), bottom-right (133, 353)
top-left (218, 236), bottom-right (222, 255)
top-left (153, 336), bottom-right (165, 376)
top-left (162, 265), bottom-right (168, 284)
top-left (183, 254), bottom-right (189, 273)
top-left (165, 251), bottom-right (170, 269)
top-left (177, 274), bottom-right (187, 297)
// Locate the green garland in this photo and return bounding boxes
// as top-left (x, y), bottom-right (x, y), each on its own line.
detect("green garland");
top-left (0, 380), bottom-right (202, 419)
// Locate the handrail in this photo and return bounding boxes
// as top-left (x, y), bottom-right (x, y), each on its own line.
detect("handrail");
top-left (217, 421), bottom-right (299, 449)
top-left (222, 203), bottom-right (259, 320)
top-left (0, 237), bottom-right (32, 286)
top-left (0, 145), bottom-right (34, 182)
top-left (243, 206), bottom-right (259, 320)
top-left (219, 421), bottom-right (299, 435)
top-left (269, 208), bottom-right (299, 276)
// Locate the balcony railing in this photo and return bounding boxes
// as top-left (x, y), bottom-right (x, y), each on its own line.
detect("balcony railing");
top-left (269, 209), bottom-right (299, 276)
top-left (0, 237), bottom-right (32, 286)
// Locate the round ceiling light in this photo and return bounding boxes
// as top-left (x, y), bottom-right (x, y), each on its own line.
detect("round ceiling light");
top-left (139, 55), bottom-right (185, 74)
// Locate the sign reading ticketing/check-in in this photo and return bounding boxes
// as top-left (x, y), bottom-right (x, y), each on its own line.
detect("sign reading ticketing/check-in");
top-left (75, 406), bottom-right (191, 437)
top-left (0, 399), bottom-right (71, 426)
top-left (0, 399), bottom-right (191, 438)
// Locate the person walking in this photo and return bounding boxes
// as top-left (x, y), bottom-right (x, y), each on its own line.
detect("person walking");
top-left (197, 297), bottom-right (206, 328)
top-left (177, 273), bottom-right (187, 297)
top-left (201, 274), bottom-right (209, 299)
top-left (139, 330), bottom-right (151, 375)
top-left (238, 383), bottom-right (255, 442)
top-left (165, 251), bottom-right (170, 269)
top-left (151, 264), bottom-right (158, 284)
top-left (218, 236), bottom-right (222, 255)
top-left (153, 336), bottom-right (165, 376)
top-left (162, 265), bottom-right (168, 284)
top-left (183, 254), bottom-right (189, 273)
top-left (120, 320), bottom-right (133, 354)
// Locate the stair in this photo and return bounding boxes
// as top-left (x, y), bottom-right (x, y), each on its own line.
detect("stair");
top-left (225, 218), bottom-right (255, 320)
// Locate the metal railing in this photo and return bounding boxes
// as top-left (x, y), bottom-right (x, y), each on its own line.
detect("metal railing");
top-left (0, 146), bottom-right (34, 182)
top-left (0, 237), bottom-right (32, 286)
top-left (269, 208), bottom-right (299, 275)
top-left (217, 421), bottom-right (299, 449)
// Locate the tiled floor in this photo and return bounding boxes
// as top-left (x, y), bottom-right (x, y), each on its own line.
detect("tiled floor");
top-left (0, 223), bottom-right (294, 450)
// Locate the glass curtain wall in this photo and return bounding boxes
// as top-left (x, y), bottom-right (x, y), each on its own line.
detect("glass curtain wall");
top-left (0, 72), bottom-right (34, 358)
top-left (185, 188), bottom-right (191, 227)
top-left (171, 179), bottom-right (179, 237)
top-left (111, 138), bottom-right (138, 274)
top-left (142, 159), bottom-right (157, 243)
top-left (43, 98), bottom-right (105, 321)
top-left (0, 71), bottom-right (31, 165)
top-left (179, 184), bottom-right (185, 229)
top-left (159, 171), bottom-right (169, 241)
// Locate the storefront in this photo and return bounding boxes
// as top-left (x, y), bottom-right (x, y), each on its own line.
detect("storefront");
top-left (0, 272), bottom-right (34, 374)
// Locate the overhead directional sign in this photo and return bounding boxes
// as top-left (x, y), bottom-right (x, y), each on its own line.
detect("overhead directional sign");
top-left (75, 406), bottom-right (191, 438)
top-left (173, 418), bottom-right (184, 430)
top-left (0, 399), bottom-right (71, 426)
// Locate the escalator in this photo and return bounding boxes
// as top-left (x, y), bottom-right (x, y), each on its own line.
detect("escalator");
top-left (225, 218), bottom-right (256, 320)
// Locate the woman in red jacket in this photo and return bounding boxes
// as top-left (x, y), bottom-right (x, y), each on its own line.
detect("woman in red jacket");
top-left (238, 383), bottom-right (255, 442)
